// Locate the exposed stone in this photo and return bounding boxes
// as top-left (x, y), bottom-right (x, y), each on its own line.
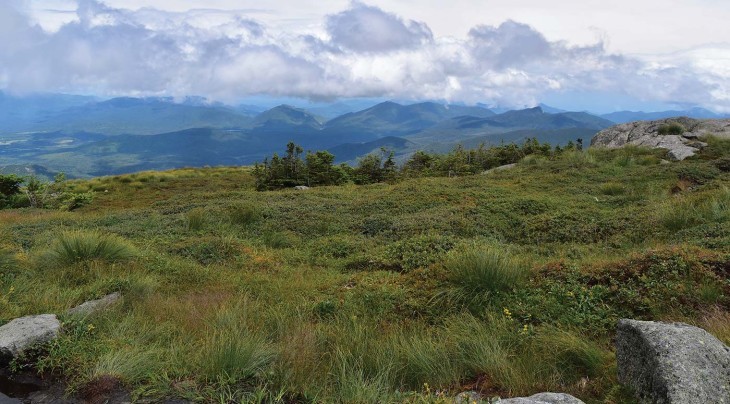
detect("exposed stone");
top-left (455, 390), bottom-right (481, 403)
top-left (67, 293), bottom-right (121, 317)
top-left (616, 319), bottom-right (730, 403)
top-left (499, 392), bottom-right (585, 403)
top-left (0, 315), bottom-right (60, 362)
top-left (590, 117), bottom-right (730, 160)
top-left (0, 392), bottom-right (22, 404)
top-left (293, 185), bottom-right (310, 190)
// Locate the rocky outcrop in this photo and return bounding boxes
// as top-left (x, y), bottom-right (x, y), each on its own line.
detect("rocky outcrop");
top-left (498, 393), bottom-right (585, 403)
top-left (590, 117), bottom-right (730, 160)
top-left (0, 315), bottom-right (60, 362)
top-left (616, 319), bottom-right (730, 403)
top-left (67, 292), bottom-right (121, 316)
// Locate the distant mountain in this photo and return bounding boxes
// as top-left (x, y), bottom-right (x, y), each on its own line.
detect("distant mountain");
top-left (252, 105), bottom-right (324, 131)
top-left (328, 136), bottom-right (415, 163)
top-left (0, 164), bottom-right (59, 181)
top-left (538, 103), bottom-right (567, 114)
top-left (24, 97), bottom-right (254, 135)
top-left (601, 108), bottom-right (726, 123)
top-left (407, 107), bottom-right (612, 145)
top-left (0, 91), bottom-right (96, 132)
top-left (0, 96), bottom-right (613, 177)
top-left (322, 101), bottom-right (495, 142)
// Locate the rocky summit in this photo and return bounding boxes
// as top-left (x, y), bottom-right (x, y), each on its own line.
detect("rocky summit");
top-left (590, 117), bottom-right (730, 160)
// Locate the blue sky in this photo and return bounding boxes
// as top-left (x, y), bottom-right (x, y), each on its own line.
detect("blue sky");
top-left (2, 0), bottom-right (729, 113)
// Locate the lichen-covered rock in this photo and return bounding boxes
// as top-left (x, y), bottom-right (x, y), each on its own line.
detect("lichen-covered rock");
top-left (616, 319), bottom-right (730, 403)
top-left (499, 392), bottom-right (585, 403)
top-left (67, 292), bottom-right (121, 316)
top-left (0, 314), bottom-right (60, 361)
top-left (590, 118), bottom-right (730, 160)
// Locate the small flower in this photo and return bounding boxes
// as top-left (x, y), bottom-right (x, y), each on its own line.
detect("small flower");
top-left (86, 324), bottom-right (95, 332)
top-left (503, 307), bottom-right (512, 319)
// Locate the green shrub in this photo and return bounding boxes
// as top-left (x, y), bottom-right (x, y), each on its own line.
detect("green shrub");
top-left (677, 165), bottom-right (720, 185)
top-left (43, 230), bottom-right (138, 267)
top-left (658, 123), bottom-right (685, 136)
top-left (713, 157), bottom-right (730, 172)
top-left (444, 246), bottom-right (528, 294)
top-left (61, 192), bottom-right (94, 211)
top-left (386, 234), bottom-right (456, 272)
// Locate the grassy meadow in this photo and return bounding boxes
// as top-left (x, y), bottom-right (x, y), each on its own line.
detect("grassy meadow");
top-left (1, 141), bottom-right (729, 403)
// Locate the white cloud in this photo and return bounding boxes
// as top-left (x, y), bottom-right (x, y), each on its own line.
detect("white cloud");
top-left (2, 0), bottom-right (729, 112)
top-left (325, 2), bottom-right (432, 53)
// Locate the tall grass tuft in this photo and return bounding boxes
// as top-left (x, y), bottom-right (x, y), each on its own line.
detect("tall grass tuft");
top-left (198, 302), bottom-right (275, 383)
top-left (227, 203), bottom-right (261, 226)
top-left (44, 230), bottom-right (138, 267)
top-left (186, 208), bottom-right (207, 231)
top-left (444, 246), bottom-right (529, 295)
top-left (0, 249), bottom-right (18, 272)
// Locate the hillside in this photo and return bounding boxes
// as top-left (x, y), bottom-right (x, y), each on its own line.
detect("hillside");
top-left (1, 139), bottom-right (728, 402)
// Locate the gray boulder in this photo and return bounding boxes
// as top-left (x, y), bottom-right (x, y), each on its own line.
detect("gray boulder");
top-left (67, 292), bottom-right (121, 316)
top-left (293, 185), bottom-right (310, 190)
top-left (499, 392), bottom-right (584, 403)
top-left (0, 314), bottom-right (60, 361)
top-left (616, 319), bottom-right (730, 403)
top-left (590, 117), bottom-right (730, 160)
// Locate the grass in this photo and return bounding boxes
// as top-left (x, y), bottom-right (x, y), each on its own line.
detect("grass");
top-left (1, 141), bottom-right (729, 402)
top-left (444, 245), bottom-right (529, 295)
top-left (42, 230), bottom-right (138, 267)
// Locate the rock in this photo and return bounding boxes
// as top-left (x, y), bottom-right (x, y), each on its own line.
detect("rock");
top-left (499, 392), bottom-right (585, 403)
top-left (590, 117), bottom-right (730, 160)
top-left (455, 391), bottom-right (481, 403)
top-left (0, 393), bottom-right (22, 404)
top-left (616, 319), bottom-right (730, 403)
top-left (293, 185), bottom-right (310, 190)
top-left (67, 293), bottom-right (121, 316)
top-left (0, 315), bottom-right (60, 362)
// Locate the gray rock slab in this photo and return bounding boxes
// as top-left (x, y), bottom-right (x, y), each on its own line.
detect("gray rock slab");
top-left (67, 292), bottom-right (121, 316)
top-left (0, 392), bottom-right (22, 404)
top-left (590, 117), bottom-right (730, 160)
top-left (0, 315), bottom-right (60, 360)
top-left (616, 319), bottom-right (730, 403)
top-left (499, 392), bottom-right (585, 403)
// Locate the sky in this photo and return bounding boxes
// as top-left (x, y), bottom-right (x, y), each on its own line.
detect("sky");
top-left (1, 0), bottom-right (729, 113)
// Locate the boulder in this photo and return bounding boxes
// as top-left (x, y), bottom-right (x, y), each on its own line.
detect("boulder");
top-left (499, 392), bottom-right (585, 403)
top-left (616, 319), bottom-right (730, 403)
top-left (590, 117), bottom-right (730, 160)
top-left (0, 315), bottom-right (60, 361)
top-left (293, 185), bottom-right (310, 190)
top-left (67, 293), bottom-right (121, 316)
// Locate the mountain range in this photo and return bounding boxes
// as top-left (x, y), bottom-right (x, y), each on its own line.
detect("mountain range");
top-left (0, 92), bottom-right (726, 177)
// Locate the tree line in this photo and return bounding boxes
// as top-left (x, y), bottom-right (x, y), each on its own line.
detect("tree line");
top-left (0, 173), bottom-right (92, 210)
top-left (253, 138), bottom-right (583, 190)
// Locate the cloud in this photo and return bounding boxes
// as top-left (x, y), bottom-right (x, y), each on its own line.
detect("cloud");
top-left (1, 0), bottom-right (729, 112)
top-left (325, 2), bottom-right (433, 53)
